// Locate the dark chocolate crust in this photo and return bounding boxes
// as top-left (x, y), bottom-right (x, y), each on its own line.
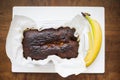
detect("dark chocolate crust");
top-left (22, 27), bottom-right (79, 60)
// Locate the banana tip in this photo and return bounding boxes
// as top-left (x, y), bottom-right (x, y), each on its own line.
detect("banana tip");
top-left (81, 12), bottom-right (91, 17)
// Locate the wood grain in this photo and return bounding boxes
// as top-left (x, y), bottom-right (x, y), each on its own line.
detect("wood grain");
top-left (0, 0), bottom-right (120, 80)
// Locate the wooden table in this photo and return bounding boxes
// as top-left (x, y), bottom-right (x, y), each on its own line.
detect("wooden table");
top-left (0, 0), bottom-right (120, 80)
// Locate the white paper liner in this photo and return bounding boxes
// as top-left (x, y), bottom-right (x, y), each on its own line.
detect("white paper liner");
top-left (6, 15), bottom-right (91, 77)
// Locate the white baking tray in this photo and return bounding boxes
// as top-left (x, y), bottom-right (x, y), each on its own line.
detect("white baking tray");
top-left (12, 6), bottom-right (105, 73)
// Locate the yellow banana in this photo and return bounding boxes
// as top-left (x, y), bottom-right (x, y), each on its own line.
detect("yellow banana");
top-left (82, 13), bottom-right (102, 67)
